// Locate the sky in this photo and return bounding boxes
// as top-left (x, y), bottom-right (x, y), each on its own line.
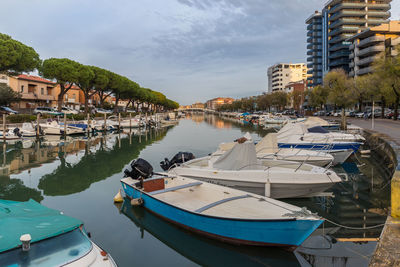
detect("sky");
top-left (1, 0), bottom-right (400, 105)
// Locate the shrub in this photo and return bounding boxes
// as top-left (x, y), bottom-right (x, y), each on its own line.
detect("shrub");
top-left (7, 114), bottom-right (37, 123)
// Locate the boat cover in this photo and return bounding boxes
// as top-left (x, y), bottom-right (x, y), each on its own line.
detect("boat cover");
top-left (277, 122), bottom-right (308, 141)
top-left (303, 117), bottom-right (329, 127)
top-left (307, 126), bottom-right (329, 134)
top-left (213, 141), bottom-right (261, 170)
top-left (0, 199), bottom-right (82, 253)
top-left (255, 133), bottom-right (278, 154)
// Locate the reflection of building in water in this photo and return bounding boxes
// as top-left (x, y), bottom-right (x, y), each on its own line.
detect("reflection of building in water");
top-left (189, 114), bottom-right (205, 124)
top-left (205, 97), bottom-right (234, 110)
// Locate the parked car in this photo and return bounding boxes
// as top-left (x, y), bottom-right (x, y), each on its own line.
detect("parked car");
top-left (355, 112), bottom-right (365, 118)
top-left (92, 108), bottom-right (113, 114)
top-left (33, 107), bottom-right (64, 116)
top-left (61, 107), bottom-right (79, 115)
top-left (0, 106), bottom-right (18, 115)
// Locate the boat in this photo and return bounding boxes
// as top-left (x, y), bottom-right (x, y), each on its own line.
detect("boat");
top-left (0, 199), bottom-right (117, 266)
top-left (117, 199), bottom-right (300, 266)
top-left (9, 123), bottom-right (42, 137)
top-left (165, 139), bottom-right (342, 198)
top-left (213, 133), bottom-right (336, 167)
top-left (0, 129), bottom-right (22, 142)
top-left (120, 170), bottom-right (324, 248)
top-left (39, 120), bottom-right (86, 135)
top-left (277, 122), bottom-right (364, 153)
top-left (303, 117), bottom-right (340, 131)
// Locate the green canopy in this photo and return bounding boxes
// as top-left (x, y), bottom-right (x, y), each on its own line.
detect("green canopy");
top-left (0, 199), bottom-right (82, 253)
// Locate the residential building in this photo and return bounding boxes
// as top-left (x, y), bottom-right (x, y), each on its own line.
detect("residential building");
top-left (285, 80), bottom-right (307, 110)
top-left (306, 11), bottom-right (323, 86)
top-left (267, 63), bottom-right (308, 93)
top-left (191, 102), bottom-right (205, 109)
top-left (0, 74), bottom-right (9, 85)
top-left (8, 75), bottom-right (56, 110)
top-left (325, 0), bottom-right (391, 73)
top-left (52, 84), bottom-right (84, 110)
top-left (205, 97), bottom-right (234, 110)
top-left (309, 0), bottom-right (391, 76)
top-left (348, 20), bottom-right (400, 77)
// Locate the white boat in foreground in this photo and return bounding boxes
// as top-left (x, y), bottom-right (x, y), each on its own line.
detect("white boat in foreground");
top-left (167, 139), bottom-right (342, 198)
top-left (40, 121), bottom-right (86, 135)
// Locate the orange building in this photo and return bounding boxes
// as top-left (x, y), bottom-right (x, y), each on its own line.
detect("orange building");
top-left (205, 97), bottom-right (234, 110)
top-left (8, 75), bottom-right (56, 110)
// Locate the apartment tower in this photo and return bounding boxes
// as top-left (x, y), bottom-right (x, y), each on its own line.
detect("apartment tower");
top-left (306, 11), bottom-right (323, 86)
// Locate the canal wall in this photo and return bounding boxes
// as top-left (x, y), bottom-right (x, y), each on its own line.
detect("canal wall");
top-left (363, 129), bottom-right (400, 267)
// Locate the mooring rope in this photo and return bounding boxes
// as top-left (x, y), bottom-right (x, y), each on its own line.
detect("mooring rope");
top-left (323, 218), bottom-right (385, 230)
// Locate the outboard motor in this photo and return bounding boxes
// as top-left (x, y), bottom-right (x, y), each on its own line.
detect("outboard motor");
top-left (160, 152), bottom-right (195, 171)
top-left (13, 128), bottom-right (22, 137)
top-left (124, 158), bottom-right (153, 180)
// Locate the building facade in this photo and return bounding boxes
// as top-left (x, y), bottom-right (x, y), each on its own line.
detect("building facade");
top-left (306, 11), bottom-right (323, 86)
top-left (8, 75), bottom-right (56, 110)
top-left (325, 0), bottom-right (391, 73)
top-left (267, 63), bottom-right (308, 93)
top-left (348, 20), bottom-right (400, 77)
top-left (308, 0), bottom-right (391, 78)
top-left (205, 97), bottom-right (234, 110)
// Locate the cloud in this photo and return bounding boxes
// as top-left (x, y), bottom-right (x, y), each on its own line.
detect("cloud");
top-left (0, 0), bottom-right (398, 104)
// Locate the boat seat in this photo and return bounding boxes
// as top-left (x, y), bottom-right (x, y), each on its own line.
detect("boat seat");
top-left (195, 194), bottom-right (251, 213)
top-left (149, 182), bottom-right (202, 195)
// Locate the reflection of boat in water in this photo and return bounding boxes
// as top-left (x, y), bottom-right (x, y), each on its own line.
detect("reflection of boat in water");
top-left (118, 199), bottom-right (300, 267)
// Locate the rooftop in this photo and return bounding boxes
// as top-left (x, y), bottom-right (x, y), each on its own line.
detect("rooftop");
top-left (17, 74), bottom-right (55, 85)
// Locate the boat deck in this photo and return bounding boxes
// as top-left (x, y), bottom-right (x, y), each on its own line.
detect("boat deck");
top-left (122, 177), bottom-right (316, 221)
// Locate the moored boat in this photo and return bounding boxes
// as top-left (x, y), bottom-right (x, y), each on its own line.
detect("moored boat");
top-left (0, 199), bottom-right (117, 266)
top-left (120, 167), bottom-right (324, 248)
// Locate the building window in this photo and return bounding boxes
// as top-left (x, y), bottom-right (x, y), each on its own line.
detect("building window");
top-left (21, 85), bottom-right (24, 92)
top-left (41, 88), bottom-right (44, 95)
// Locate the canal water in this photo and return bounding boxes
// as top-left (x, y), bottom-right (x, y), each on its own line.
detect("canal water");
top-left (0, 114), bottom-right (392, 266)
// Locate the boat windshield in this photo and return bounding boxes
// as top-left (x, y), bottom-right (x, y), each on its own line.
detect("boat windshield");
top-left (0, 228), bottom-right (92, 267)
top-left (307, 126), bottom-right (329, 134)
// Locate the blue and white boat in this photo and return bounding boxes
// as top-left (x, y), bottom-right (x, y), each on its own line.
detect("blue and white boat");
top-left (121, 174), bottom-right (323, 248)
top-left (0, 199), bottom-right (117, 267)
top-left (277, 122), bottom-right (364, 153)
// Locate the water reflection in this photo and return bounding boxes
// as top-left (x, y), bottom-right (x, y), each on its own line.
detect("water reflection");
top-left (0, 127), bottom-right (175, 200)
top-left (117, 199), bottom-right (300, 267)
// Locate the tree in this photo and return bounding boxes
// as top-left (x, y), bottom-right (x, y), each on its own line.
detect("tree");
top-left (0, 83), bottom-right (20, 106)
top-left (325, 69), bottom-right (355, 129)
top-left (374, 47), bottom-right (400, 120)
top-left (75, 64), bottom-right (95, 115)
top-left (270, 91), bottom-right (288, 111)
top-left (290, 90), bottom-right (304, 112)
top-left (308, 85), bottom-right (329, 110)
top-left (40, 58), bottom-right (80, 111)
top-left (0, 33), bottom-right (41, 74)
top-left (256, 94), bottom-right (272, 111)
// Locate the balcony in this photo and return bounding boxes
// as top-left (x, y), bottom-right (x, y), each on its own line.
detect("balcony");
top-left (329, 34), bottom-right (353, 44)
top-left (349, 61), bottom-right (355, 68)
top-left (367, 3), bottom-right (391, 11)
top-left (358, 35), bottom-right (385, 48)
top-left (329, 26), bottom-right (359, 37)
top-left (329, 58), bottom-right (349, 68)
top-left (349, 52), bottom-right (355, 59)
top-left (329, 50), bottom-right (350, 59)
top-left (367, 19), bottom-right (389, 26)
top-left (329, 42), bottom-right (350, 52)
top-left (329, 10), bottom-right (367, 22)
top-left (329, 18), bottom-right (366, 29)
top-left (356, 66), bottom-right (374, 76)
top-left (21, 93), bottom-right (55, 101)
top-left (358, 45), bottom-right (385, 57)
top-left (66, 98), bottom-right (76, 103)
top-left (367, 11), bottom-right (390, 18)
top-left (357, 55), bottom-right (380, 67)
top-left (329, 3), bottom-right (367, 14)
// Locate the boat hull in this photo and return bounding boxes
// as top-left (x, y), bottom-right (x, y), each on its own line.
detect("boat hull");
top-left (121, 180), bottom-right (323, 247)
top-left (278, 142), bottom-right (361, 153)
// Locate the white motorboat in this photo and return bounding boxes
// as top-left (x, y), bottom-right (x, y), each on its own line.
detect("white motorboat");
top-left (213, 133), bottom-right (335, 167)
top-left (167, 140), bottom-right (342, 199)
top-left (40, 121), bottom-right (85, 135)
top-left (278, 122), bottom-right (365, 143)
top-left (0, 129), bottom-right (22, 142)
top-left (10, 123), bottom-right (41, 137)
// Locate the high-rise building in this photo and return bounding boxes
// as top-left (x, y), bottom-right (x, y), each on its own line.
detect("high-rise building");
top-left (306, 11), bottom-right (323, 86)
top-left (307, 0), bottom-right (391, 81)
top-left (326, 0), bottom-right (391, 73)
top-left (267, 63), bottom-right (308, 93)
top-left (348, 20), bottom-right (400, 77)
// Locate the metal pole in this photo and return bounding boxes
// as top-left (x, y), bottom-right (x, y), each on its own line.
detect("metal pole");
top-left (36, 113), bottom-right (40, 139)
top-left (2, 142), bottom-right (6, 167)
top-left (3, 114), bottom-right (6, 142)
top-left (372, 100), bottom-right (375, 130)
top-left (87, 113), bottom-right (90, 136)
top-left (64, 113), bottom-right (67, 137)
top-left (118, 112), bottom-right (121, 131)
top-left (129, 113), bottom-right (132, 134)
top-left (104, 113), bottom-right (107, 132)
